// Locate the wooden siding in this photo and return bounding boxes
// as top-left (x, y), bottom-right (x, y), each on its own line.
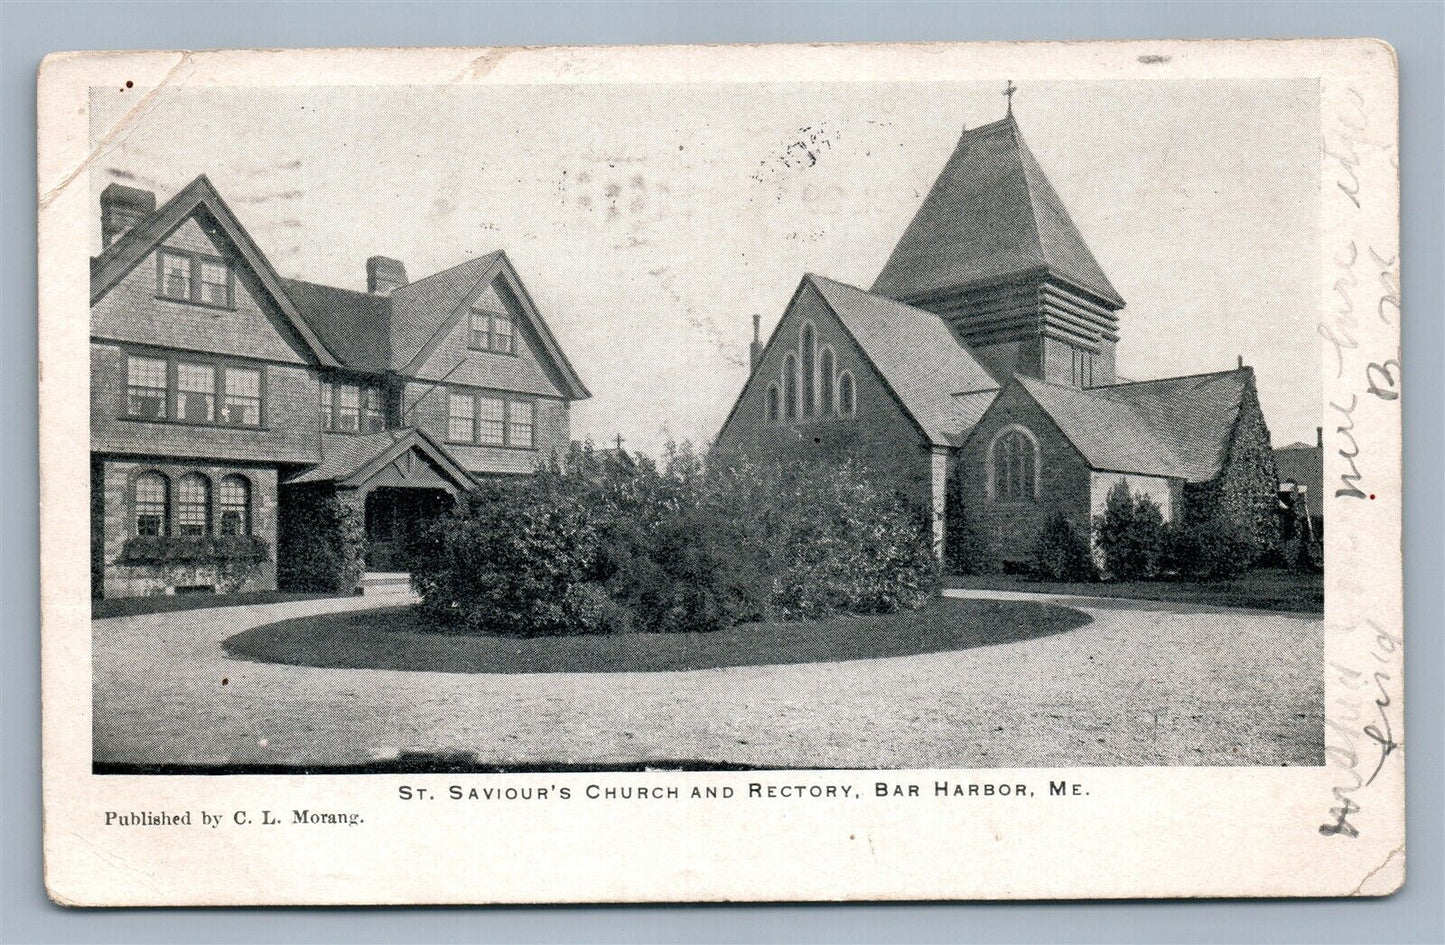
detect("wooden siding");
top-left (90, 342), bottom-right (323, 464)
top-left (91, 216), bottom-right (312, 365)
top-left (408, 279), bottom-right (571, 398)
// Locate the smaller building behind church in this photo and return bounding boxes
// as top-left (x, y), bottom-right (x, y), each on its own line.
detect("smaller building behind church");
top-left (716, 112), bottom-right (1281, 571)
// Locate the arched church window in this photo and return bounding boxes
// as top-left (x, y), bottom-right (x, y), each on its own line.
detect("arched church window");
top-left (989, 426), bottom-right (1039, 502)
top-left (820, 346), bottom-right (835, 415)
top-left (783, 353), bottom-right (798, 420)
top-left (837, 371), bottom-right (856, 416)
top-left (800, 323), bottom-right (816, 418)
top-left (766, 384), bottom-right (780, 423)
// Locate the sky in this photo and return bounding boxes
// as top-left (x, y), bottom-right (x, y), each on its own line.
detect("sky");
top-left (91, 78), bottom-right (1322, 456)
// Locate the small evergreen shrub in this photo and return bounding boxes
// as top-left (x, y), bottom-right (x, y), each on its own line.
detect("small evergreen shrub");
top-left (1031, 512), bottom-right (1095, 581)
top-left (1093, 480), bottom-right (1166, 581)
top-left (276, 487), bottom-right (366, 594)
top-left (943, 472), bottom-right (991, 575)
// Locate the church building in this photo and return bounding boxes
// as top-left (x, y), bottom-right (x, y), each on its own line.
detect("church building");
top-left (715, 108), bottom-right (1279, 569)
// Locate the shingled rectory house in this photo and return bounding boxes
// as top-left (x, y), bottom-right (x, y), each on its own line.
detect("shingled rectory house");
top-left (715, 111), bottom-right (1280, 569)
top-left (91, 176), bottom-right (588, 598)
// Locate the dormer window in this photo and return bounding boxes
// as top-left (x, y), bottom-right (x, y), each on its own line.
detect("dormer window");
top-left (468, 305), bottom-right (516, 355)
top-left (156, 246), bottom-right (234, 308)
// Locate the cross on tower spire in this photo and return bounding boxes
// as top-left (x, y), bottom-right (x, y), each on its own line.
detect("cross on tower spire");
top-left (1003, 80), bottom-right (1017, 116)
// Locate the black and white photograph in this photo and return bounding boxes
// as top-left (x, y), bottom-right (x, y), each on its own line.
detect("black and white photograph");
top-left (38, 39), bottom-right (1404, 905)
top-left (86, 76), bottom-right (1326, 774)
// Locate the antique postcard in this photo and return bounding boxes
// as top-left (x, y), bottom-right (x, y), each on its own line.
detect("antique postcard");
top-left (39, 40), bottom-right (1403, 904)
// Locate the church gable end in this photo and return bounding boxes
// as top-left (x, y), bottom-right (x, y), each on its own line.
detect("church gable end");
top-left (715, 279), bottom-right (937, 511)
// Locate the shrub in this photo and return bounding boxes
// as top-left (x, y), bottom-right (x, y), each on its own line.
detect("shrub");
top-left (411, 478), bottom-right (613, 637)
top-left (276, 487), bottom-right (366, 593)
top-left (1032, 512), bottom-right (1095, 581)
top-left (410, 442), bottom-right (938, 637)
top-left (1092, 480), bottom-right (1166, 581)
top-left (1163, 517), bottom-right (1258, 581)
top-left (943, 472), bottom-right (991, 576)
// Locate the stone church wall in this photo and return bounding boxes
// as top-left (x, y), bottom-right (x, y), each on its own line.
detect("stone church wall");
top-left (714, 282), bottom-right (936, 513)
top-left (955, 385), bottom-right (1092, 568)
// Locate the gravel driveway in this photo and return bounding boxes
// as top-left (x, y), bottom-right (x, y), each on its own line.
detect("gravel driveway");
top-left (92, 590), bottom-right (1323, 770)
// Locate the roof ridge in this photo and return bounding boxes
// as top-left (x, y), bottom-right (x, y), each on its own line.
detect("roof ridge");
top-left (392, 250), bottom-right (501, 298)
top-left (1091, 366), bottom-right (1250, 389)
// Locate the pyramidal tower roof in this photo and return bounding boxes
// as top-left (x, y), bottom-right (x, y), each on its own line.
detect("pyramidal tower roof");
top-left (871, 114), bottom-right (1124, 309)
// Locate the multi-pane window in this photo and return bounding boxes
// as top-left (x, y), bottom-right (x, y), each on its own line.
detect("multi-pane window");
top-left (476, 396), bottom-right (506, 445)
top-left (218, 475), bottom-right (251, 536)
top-left (468, 311), bottom-right (490, 350)
top-left (176, 474), bottom-right (211, 536)
top-left (363, 387), bottom-right (387, 433)
top-left (991, 429), bottom-right (1038, 502)
top-left (133, 472), bottom-right (168, 536)
top-left (177, 363), bottom-right (216, 423)
top-left (200, 260), bottom-right (232, 307)
top-left (320, 380), bottom-right (386, 434)
top-left (447, 392), bottom-right (475, 442)
top-left (156, 247), bottom-right (233, 307)
top-left (222, 367), bottom-right (261, 426)
top-left (467, 307), bottom-right (517, 355)
top-left (766, 384), bottom-right (780, 423)
top-left (335, 384), bottom-right (361, 432)
top-left (125, 353), bottom-right (263, 426)
top-left (158, 251), bottom-right (192, 300)
top-left (447, 390), bottom-right (535, 447)
top-left (126, 355), bottom-right (169, 419)
top-left (492, 311), bottom-right (515, 354)
top-left (507, 399), bottom-right (534, 448)
top-left (838, 371), bottom-right (856, 416)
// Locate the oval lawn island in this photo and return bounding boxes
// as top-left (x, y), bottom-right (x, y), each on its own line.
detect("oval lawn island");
top-left (222, 596), bottom-right (1091, 675)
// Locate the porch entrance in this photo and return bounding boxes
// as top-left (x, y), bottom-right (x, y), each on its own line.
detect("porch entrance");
top-left (363, 486), bottom-right (453, 572)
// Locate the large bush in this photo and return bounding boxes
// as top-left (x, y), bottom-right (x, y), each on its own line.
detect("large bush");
top-left (1092, 480), bottom-right (1166, 581)
top-left (410, 442), bottom-right (938, 636)
top-left (1162, 516), bottom-right (1258, 581)
top-left (943, 471), bottom-right (991, 576)
top-left (1031, 512), bottom-right (1095, 581)
top-left (276, 486), bottom-right (366, 593)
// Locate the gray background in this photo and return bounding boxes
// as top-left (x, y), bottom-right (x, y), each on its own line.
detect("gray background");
top-left (3, 2), bottom-right (1440, 942)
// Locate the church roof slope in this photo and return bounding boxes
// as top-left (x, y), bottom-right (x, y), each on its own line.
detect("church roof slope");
top-left (809, 275), bottom-right (1000, 445)
top-left (1016, 368), bottom-right (1252, 482)
top-left (871, 115), bottom-right (1124, 308)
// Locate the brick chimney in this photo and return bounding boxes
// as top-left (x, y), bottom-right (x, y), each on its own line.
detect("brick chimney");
top-left (749, 314), bottom-right (763, 372)
top-left (1317, 426), bottom-right (1324, 449)
top-left (366, 256), bottom-right (408, 295)
top-left (100, 183), bottom-right (155, 247)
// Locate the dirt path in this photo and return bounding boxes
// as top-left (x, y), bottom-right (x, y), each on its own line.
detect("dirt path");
top-left (92, 591), bottom-right (1323, 770)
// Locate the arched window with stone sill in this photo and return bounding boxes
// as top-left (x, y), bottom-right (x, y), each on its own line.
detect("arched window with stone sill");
top-left (986, 425), bottom-right (1041, 502)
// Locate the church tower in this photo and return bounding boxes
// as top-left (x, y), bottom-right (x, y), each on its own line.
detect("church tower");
top-left (871, 107), bottom-right (1123, 388)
